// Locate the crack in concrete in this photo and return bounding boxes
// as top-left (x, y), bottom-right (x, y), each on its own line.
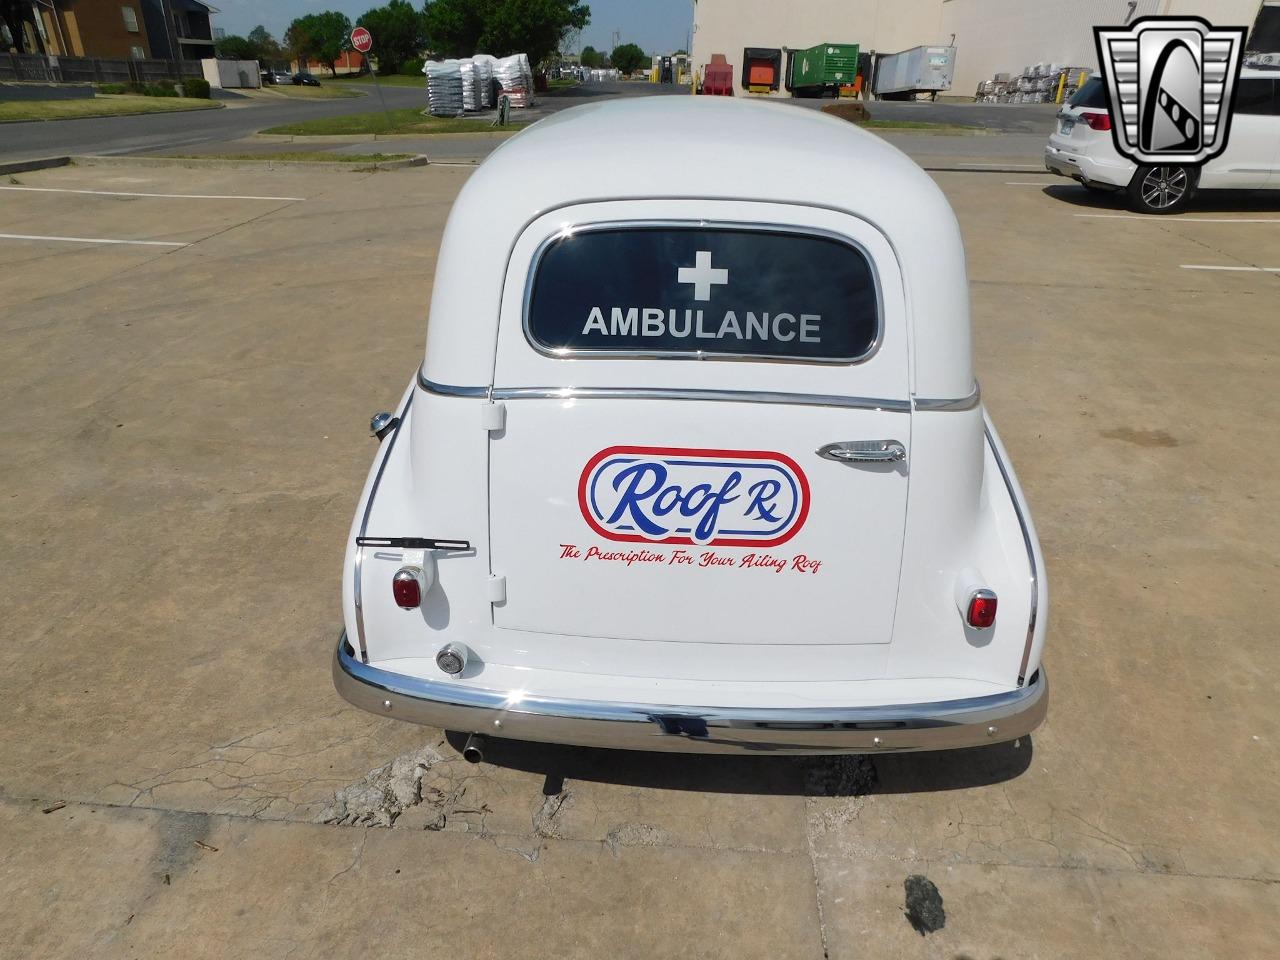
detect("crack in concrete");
top-left (532, 790), bottom-right (572, 839)
top-left (803, 755), bottom-right (880, 959)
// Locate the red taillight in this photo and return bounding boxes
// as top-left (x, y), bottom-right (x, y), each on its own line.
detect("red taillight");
top-left (966, 592), bottom-right (998, 629)
top-left (1082, 111), bottom-right (1112, 131)
top-left (392, 569), bottom-right (422, 609)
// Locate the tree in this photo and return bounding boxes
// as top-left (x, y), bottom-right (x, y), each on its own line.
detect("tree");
top-left (424, 0), bottom-right (590, 70)
top-left (610, 42), bottom-right (646, 75)
top-left (285, 10), bottom-right (352, 76)
top-left (248, 25), bottom-right (283, 63)
top-left (356, 0), bottom-right (425, 75)
top-left (560, 24), bottom-right (581, 58)
top-left (579, 44), bottom-right (602, 68)
top-left (215, 35), bottom-right (259, 60)
top-left (217, 26), bottom-right (283, 63)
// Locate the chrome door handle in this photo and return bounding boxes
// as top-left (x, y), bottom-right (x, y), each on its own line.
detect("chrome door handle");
top-left (817, 440), bottom-right (906, 463)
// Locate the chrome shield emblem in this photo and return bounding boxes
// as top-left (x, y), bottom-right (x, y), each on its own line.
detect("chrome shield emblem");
top-left (1093, 16), bottom-right (1247, 166)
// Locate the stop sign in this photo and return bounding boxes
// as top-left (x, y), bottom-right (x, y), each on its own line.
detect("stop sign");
top-left (351, 27), bottom-right (372, 53)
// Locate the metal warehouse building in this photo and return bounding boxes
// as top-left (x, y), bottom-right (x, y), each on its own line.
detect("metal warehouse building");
top-left (691, 0), bottom-right (1268, 98)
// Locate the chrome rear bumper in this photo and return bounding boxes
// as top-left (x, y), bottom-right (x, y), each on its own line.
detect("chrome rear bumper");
top-left (333, 635), bottom-right (1047, 755)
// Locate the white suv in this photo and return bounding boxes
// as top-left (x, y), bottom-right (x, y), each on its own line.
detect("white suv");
top-left (1045, 71), bottom-right (1280, 214)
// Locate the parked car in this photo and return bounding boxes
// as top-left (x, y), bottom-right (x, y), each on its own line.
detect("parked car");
top-left (1045, 71), bottom-right (1280, 214)
top-left (268, 70), bottom-right (292, 84)
top-left (292, 72), bottom-right (321, 87)
top-left (334, 97), bottom-right (1048, 759)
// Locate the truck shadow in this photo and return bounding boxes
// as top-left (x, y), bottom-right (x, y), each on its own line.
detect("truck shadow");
top-left (1042, 182), bottom-right (1280, 214)
top-left (444, 731), bottom-right (1033, 797)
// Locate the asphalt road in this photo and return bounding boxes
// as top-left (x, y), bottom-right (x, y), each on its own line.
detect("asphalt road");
top-left (0, 84), bottom-right (429, 163)
top-left (1, 81), bottom-right (1059, 165)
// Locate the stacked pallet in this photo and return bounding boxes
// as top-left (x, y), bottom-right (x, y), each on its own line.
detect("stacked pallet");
top-left (459, 59), bottom-right (480, 112)
top-left (974, 64), bottom-right (1091, 103)
top-left (494, 53), bottom-right (534, 107)
top-left (472, 56), bottom-right (494, 109)
top-left (424, 59), bottom-right (464, 116)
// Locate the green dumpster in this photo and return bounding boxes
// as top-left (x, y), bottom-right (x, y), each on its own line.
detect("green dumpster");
top-left (789, 42), bottom-right (861, 97)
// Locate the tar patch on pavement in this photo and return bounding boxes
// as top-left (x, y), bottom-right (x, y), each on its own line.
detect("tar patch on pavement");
top-left (903, 874), bottom-right (946, 935)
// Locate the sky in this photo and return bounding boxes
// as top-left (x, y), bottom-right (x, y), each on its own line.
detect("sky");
top-left (213, 0), bottom-right (694, 56)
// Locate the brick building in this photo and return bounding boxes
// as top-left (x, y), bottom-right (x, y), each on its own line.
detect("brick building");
top-left (4, 0), bottom-right (153, 59)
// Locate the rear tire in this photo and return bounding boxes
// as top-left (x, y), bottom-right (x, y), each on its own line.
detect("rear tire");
top-left (1127, 164), bottom-right (1195, 214)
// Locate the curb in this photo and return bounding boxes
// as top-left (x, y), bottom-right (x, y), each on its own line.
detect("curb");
top-left (70, 154), bottom-right (430, 171)
top-left (0, 155), bottom-right (71, 176)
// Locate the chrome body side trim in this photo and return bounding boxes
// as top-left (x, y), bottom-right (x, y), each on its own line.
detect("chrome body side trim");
top-left (353, 390), bottom-right (413, 663)
top-left (334, 634), bottom-right (1047, 754)
top-left (985, 423), bottom-right (1040, 686)
top-left (418, 368), bottom-right (977, 414)
top-left (417, 370), bottom-right (915, 413)
top-left (914, 383), bottom-right (980, 411)
top-left (520, 220), bottom-right (885, 366)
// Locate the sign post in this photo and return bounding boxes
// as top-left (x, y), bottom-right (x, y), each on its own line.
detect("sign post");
top-left (350, 27), bottom-right (392, 130)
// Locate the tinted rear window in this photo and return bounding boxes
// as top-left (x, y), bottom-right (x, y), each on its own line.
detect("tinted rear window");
top-left (525, 227), bottom-right (879, 362)
top-left (1234, 78), bottom-right (1278, 115)
top-left (1069, 77), bottom-right (1108, 109)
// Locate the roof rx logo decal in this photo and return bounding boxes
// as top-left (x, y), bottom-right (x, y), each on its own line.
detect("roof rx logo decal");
top-left (579, 446), bottom-right (810, 547)
top-left (1094, 16), bottom-right (1247, 166)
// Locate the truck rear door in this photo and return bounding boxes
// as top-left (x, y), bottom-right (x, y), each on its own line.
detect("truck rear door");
top-left (486, 200), bottom-right (912, 647)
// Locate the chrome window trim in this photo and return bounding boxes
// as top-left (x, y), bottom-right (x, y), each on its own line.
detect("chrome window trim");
top-left (418, 368), bottom-right (979, 414)
top-left (985, 423), bottom-right (1039, 687)
top-left (519, 219), bottom-right (885, 366)
top-left (354, 390), bottom-right (413, 663)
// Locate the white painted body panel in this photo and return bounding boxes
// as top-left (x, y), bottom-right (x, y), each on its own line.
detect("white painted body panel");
top-left (1198, 111), bottom-right (1279, 189)
top-left (491, 399), bottom-right (909, 645)
top-left (339, 98), bottom-right (1048, 739)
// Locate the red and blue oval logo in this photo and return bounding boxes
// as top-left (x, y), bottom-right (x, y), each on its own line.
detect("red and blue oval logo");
top-left (578, 446), bottom-right (810, 547)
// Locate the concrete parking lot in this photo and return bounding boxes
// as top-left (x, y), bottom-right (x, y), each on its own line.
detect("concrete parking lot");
top-left (1, 151), bottom-right (1277, 959)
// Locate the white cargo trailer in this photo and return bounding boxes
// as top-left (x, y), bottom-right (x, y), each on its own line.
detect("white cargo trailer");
top-left (873, 45), bottom-right (956, 100)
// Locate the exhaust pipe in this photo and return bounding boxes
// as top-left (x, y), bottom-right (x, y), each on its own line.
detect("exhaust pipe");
top-left (462, 733), bottom-right (487, 764)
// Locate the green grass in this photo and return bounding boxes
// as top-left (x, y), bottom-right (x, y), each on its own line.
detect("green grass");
top-left (0, 95), bottom-right (221, 122)
top-left (328, 73), bottom-right (425, 88)
top-left (262, 107), bottom-right (524, 136)
top-left (547, 78), bottom-right (580, 90)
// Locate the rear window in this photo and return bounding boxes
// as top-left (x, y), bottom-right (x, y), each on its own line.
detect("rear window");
top-left (1069, 77), bottom-right (1108, 109)
top-left (525, 226), bottom-right (880, 363)
top-left (1234, 78), bottom-right (1278, 116)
